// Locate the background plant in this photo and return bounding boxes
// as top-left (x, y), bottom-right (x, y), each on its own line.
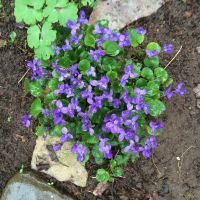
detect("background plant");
top-left (21, 10), bottom-right (185, 182)
top-left (14, 0), bottom-right (96, 60)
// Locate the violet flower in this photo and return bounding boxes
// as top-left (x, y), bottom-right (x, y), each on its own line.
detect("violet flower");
top-left (78, 10), bottom-right (88, 24)
top-left (62, 40), bottom-right (72, 52)
top-left (21, 115), bottom-right (32, 128)
top-left (86, 67), bottom-right (96, 77)
top-left (124, 116), bottom-right (138, 131)
top-left (41, 108), bottom-right (50, 117)
top-left (53, 144), bottom-right (62, 152)
top-left (60, 127), bottom-right (73, 143)
top-left (136, 27), bottom-right (147, 36)
top-left (105, 114), bottom-right (123, 134)
top-left (26, 59), bottom-right (43, 80)
top-left (175, 82), bottom-right (186, 96)
top-left (149, 122), bottom-right (164, 135)
top-left (164, 86), bottom-right (174, 99)
top-left (99, 138), bottom-right (113, 159)
top-left (80, 85), bottom-right (94, 104)
top-left (163, 43), bottom-right (173, 54)
top-left (89, 49), bottom-right (106, 63)
top-left (71, 142), bottom-right (87, 162)
top-left (146, 50), bottom-right (159, 58)
top-left (90, 76), bottom-right (109, 90)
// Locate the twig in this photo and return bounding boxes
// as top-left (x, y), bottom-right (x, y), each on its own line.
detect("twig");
top-left (177, 146), bottom-right (195, 179)
top-left (18, 69), bottom-right (30, 84)
top-left (164, 45), bottom-right (183, 69)
top-left (152, 153), bottom-right (162, 176)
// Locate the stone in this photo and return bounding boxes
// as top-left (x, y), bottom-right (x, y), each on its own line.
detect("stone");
top-left (31, 137), bottom-right (88, 187)
top-left (89, 0), bottom-right (165, 30)
top-left (193, 84), bottom-right (200, 98)
top-left (1, 172), bottom-right (73, 200)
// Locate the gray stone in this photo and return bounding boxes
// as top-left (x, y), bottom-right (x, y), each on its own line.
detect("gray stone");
top-left (89, 0), bottom-right (165, 30)
top-left (31, 137), bottom-right (88, 187)
top-left (1, 172), bottom-right (73, 200)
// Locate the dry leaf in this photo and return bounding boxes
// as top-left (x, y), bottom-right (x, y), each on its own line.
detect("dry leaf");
top-left (93, 182), bottom-right (110, 196)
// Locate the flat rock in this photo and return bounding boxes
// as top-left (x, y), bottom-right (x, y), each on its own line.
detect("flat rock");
top-left (31, 137), bottom-right (88, 187)
top-left (1, 172), bottom-right (73, 200)
top-left (89, 0), bottom-right (165, 30)
top-left (193, 84), bottom-right (200, 98)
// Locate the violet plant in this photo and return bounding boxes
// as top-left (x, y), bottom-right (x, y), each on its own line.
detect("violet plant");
top-left (22, 11), bottom-right (185, 182)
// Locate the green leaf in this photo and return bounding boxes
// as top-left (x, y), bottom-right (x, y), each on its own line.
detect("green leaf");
top-left (9, 31), bottom-right (16, 43)
top-left (113, 167), bottom-right (123, 177)
top-left (115, 154), bottom-right (130, 165)
top-left (29, 81), bottom-right (43, 97)
top-left (146, 42), bottom-right (161, 53)
top-left (106, 71), bottom-right (118, 80)
top-left (14, 0), bottom-right (44, 25)
top-left (97, 19), bottom-right (109, 28)
top-left (30, 98), bottom-right (42, 118)
top-left (78, 59), bottom-right (91, 71)
top-left (28, 22), bottom-right (56, 60)
top-left (36, 125), bottom-right (45, 136)
top-left (96, 169), bottom-right (110, 182)
top-left (154, 67), bottom-right (168, 83)
top-left (48, 79), bottom-right (58, 91)
top-left (92, 148), bottom-right (104, 165)
top-left (102, 40), bottom-right (120, 56)
top-left (44, 92), bottom-right (57, 103)
top-left (136, 78), bottom-right (148, 88)
top-left (102, 57), bottom-right (118, 71)
top-left (141, 67), bottom-right (154, 80)
top-left (110, 160), bottom-right (117, 171)
top-left (43, 1), bottom-right (78, 26)
top-left (84, 33), bottom-right (96, 48)
top-left (144, 57), bottom-right (160, 68)
top-left (163, 78), bottom-right (173, 88)
top-left (146, 81), bottom-right (160, 97)
top-left (145, 99), bottom-right (166, 117)
top-left (50, 125), bottom-right (63, 137)
top-left (128, 29), bottom-right (144, 47)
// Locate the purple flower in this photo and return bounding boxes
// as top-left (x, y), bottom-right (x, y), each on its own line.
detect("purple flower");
top-left (123, 140), bottom-right (139, 155)
top-left (136, 27), bottom-right (146, 36)
top-left (80, 85), bottom-right (93, 104)
top-left (164, 86), bottom-right (174, 99)
top-left (53, 108), bottom-right (65, 126)
top-left (53, 144), bottom-right (62, 152)
top-left (93, 24), bottom-right (105, 35)
top-left (124, 116), bottom-right (138, 131)
top-left (62, 40), bottom-right (72, 52)
top-left (102, 89), bottom-right (113, 102)
top-left (125, 65), bottom-right (136, 78)
top-left (52, 46), bottom-right (61, 56)
top-left (113, 99), bottom-right (121, 108)
top-left (71, 142), bottom-right (87, 162)
top-left (71, 23), bottom-right (80, 36)
top-left (78, 10), bottom-right (88, 24)
top-left (141, 136), bottom-right (158, 158)
top-left (41, 109), bottom-right (50, 117)
top-left (90, 76), bottom-right (109, 90)
top-left (175, 82), bottom-right (186, 96)
top-left (89, 49), bottom-right (106, 63)
top-left (66, 20), bottom-right (74, 29)
top-left (118, 32), bottom-right (131, 48)
top-left (89, 96), bottom-right (103, 113)
top-left (119, 74), bottom-right (129, 87)
top-left (21, 115), bottom-right (32, 128)
top-left (60, 127), bottom-right (73, 143)
top-left (26, 59), bottom-right (43, 80)
top-left (149, 122), bottom-right (164, 134)
top-left (86, 67), bottom-right (96, 77)
top-left (134, 88), bottom-right (147, 96)
top-left (99, 138), bottom-right (113, 159)
top-left (163, 43), bottom-right (173, 54)
top-left (121, 110), bottom-right (131, 119)
top-left (105, 114), bottom-right (123, 134)
top-left (70, 34), bottom-right (83, 45)
top-left (146, 50), bottom-right (159, 58)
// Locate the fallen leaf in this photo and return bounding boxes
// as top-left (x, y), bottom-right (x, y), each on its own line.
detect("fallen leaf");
top-left (93, 182), bottom-right (110, 196)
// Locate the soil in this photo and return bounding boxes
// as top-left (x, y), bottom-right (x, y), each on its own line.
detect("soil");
top-left (0, 0), bottom-right (200, 200)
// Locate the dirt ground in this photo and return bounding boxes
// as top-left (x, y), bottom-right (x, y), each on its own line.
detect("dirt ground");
top-left (0, 0), bottom-right (200, 200)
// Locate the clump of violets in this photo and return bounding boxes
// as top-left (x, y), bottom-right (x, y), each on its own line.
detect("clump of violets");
top-left (22, 11), bottom-right (185, 182)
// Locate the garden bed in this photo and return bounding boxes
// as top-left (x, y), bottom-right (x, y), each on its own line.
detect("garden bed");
top-left (0, 0), bottom-right (200, 200)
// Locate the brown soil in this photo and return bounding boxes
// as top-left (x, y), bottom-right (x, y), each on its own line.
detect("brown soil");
top-left (0, 0), bottom-right (200, 200)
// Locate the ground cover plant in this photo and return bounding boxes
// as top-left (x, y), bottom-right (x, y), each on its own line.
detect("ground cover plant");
top-left (15, 2), bottom-right (186, 183)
